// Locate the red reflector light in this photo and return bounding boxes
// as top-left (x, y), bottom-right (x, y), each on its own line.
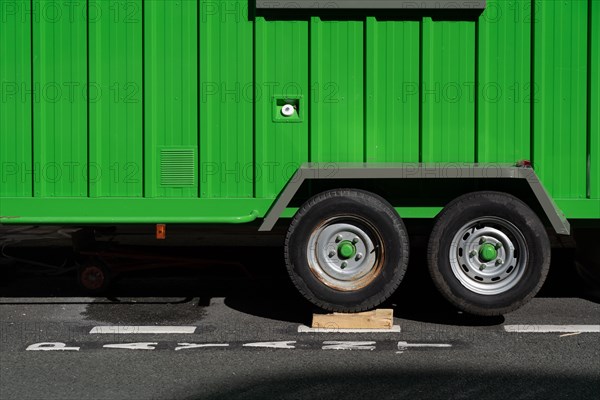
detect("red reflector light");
top-left (156, 224), bottom-right (166, 240)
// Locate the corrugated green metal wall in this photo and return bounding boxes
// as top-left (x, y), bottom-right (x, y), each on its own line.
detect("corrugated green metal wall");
top-left (32, 0), bottom-right (87, 197)
top-left (0, 0), bottom-right (31, 197)
top-left (311, 18), bottom-right (364, 163)
top-left (89, 0), bottom-right (143, 198)
top-left (256, 17), bottom-right (309, 198)
top-left (200, 0), bottom-right (253, 198)
top-left (534, 0), bottom-right (588, 199)
top-left (365, 18), bottom-right (419, 163)
top-left (1, 1), bottom-right (599, 215)
top-left (478, 0), bottom-right (531, 164)
top-left (590, 0), bottom-right (599, 201)
top-left (145, 0), bottom-right (198, 198)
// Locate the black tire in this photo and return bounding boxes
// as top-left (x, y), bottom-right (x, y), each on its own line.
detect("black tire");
top-left (285, 189), bottom-right (409, 312)
top-left (428, 191), bottom-right (551, 316)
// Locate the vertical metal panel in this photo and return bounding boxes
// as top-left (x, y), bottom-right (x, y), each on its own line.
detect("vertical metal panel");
top-left (534, 0), bottom-right (588, 199)
top-left (0, 0), bottom-right (32, 197)
top-left (365, 17), bottom-right (419, 163)
top-left (255, 17), bottom-right (309, 198)
top-left (199, 0), bottom-right (253, 198)
top-left (32, 0), bottom-right (88, 197)
top-left (144, 0), bottom-right (198, 198)
top-left (89, 0), bottom-right (143, 197)
top-left (591, 0), bottom-right (599, 199)
top-left (422, 18), bottom-right (475, 163)
top-left (310, 17), bottom-right (364, 162)
top-left (0, 1), bottom-right (598, 220)
top-left (478, 0), bottom-right (531, 163)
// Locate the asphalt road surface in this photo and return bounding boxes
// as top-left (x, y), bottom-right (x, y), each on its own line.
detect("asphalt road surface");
top-left (0, 246), bottom-right (599, 400)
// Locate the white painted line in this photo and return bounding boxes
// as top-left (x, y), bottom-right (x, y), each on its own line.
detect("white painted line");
top-left (322, 341), bottom-right (376, 351)
top-left (298, 324), bottom-right (401, 333)
top-left (504, 325), bottom-right (600, 333)
top-left (26, 342), bottom-right (80, 351)
top-left (397, 341), bottom-right (452, 349)
top-left (243, 341), bottom-right (296, 349)
top-left (559, 332), bottom-right (582, 338)
top-left (90, 326), bottom-right (197, 334)
top-left (175, 343), bottom-right (229, 351)
top-left (104, 342), bottom-right (158, 350)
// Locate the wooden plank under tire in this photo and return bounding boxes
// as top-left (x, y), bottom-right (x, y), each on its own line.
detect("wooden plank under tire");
top-left (312, 309), bottom-right (393, 329)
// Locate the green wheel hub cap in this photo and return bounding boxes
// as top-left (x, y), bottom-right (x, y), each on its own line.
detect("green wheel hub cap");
top-left (338, 241), bottom-right (357, 260)
top-left (479, 243), bottom-right (498, 262)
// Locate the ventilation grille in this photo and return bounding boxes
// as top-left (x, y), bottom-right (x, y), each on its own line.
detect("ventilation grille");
top-left (160, 148), bottom-right (195, 187)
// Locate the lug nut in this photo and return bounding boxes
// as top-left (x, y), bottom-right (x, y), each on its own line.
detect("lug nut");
top-left (495, 259), bottom-right (503, 265)
top-left (328, 251), bottom-right (336, 258)
top-left (469, 250), bottom-right (478, 257)
top-left (479, 237), bottom-right (487, 245)
top-left (495, 243), bottom-right (503, 249)
top-left (341, 262), bottom-right (348, 269)
top-left (335, 235), bottom-right (343, 243)
top-left (479, 264), bottom-right (486, 271)
top-left (352, 237), bottom-right (359, 244)
top-left (356, 253), bottom-right (363, 261)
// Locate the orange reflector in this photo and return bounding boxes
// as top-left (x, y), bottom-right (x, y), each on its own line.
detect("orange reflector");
top-left (156, 224), bottom-right (166, 240)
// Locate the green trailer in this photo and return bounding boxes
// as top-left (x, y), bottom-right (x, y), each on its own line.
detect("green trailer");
top-left (1, 0), bottom-right (599, 315)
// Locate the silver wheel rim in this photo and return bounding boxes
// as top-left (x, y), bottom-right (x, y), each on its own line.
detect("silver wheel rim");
top-left (307, 216), bottom-right (383, 291)
top-left (449, 217), bottom-right (528, 296)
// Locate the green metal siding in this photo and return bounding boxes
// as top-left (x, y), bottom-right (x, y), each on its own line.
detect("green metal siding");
top-left (1, 0), bottom-right (599, 223)
top-left (0, 0), bottom-right (31, 197)
top-left (255, 18), bottom-right (309, 198)
top-left (32, 0), bottom-right (88, 197)
top-left (478, 0), bottom-right (531, 163)
top-left (145, 0), bottom-right (198, 198)
top-left (534, 0), bottom-right (588, 199)
top-left (310, 18), bottom-right (364, 163)
top-left (89, 0), bottom-right (143, 197)
top-left (199, 0), bottom-right (253, 198)
top-left (592, 0), bottom-right (600, 200)
top-left (422, 18), bottom-right (476, 163)
top-left (366, 17), bottom-right (420, 163)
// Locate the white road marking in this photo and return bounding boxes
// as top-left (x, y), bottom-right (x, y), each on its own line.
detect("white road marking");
top-left (298, 325), bottom-right (401, 333)
top-left (504, 325), bottom-right (600, 333)
top-left (90, 326), bottom-right (197, 334)
top-left (396, 342), bottom-right (452, 354)
top-left (559, 332), bottom-right (582, 338)
top-left (322, 341), bottom-right (376, 351)
top-left (397, 341), bottom-right (452, 350)
top-left (243, 341), bottom-right (296, 349)
top-left (175, 343), bottom-right (229, 351)
top-left (103, 342), bottom-right (158, 350)
top-left (26, 342), bottom-right (80, 351)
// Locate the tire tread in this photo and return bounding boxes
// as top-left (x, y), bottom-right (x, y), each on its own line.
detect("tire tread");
top-left (285, 189), bottom-right (409, 313)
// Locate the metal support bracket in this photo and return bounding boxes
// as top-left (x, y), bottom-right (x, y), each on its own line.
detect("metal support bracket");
top-left (258, 163), bottom-right (570, 235)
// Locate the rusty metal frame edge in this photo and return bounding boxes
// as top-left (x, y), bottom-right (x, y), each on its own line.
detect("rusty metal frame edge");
top-left (258, 162), bottom-right (571, 235)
